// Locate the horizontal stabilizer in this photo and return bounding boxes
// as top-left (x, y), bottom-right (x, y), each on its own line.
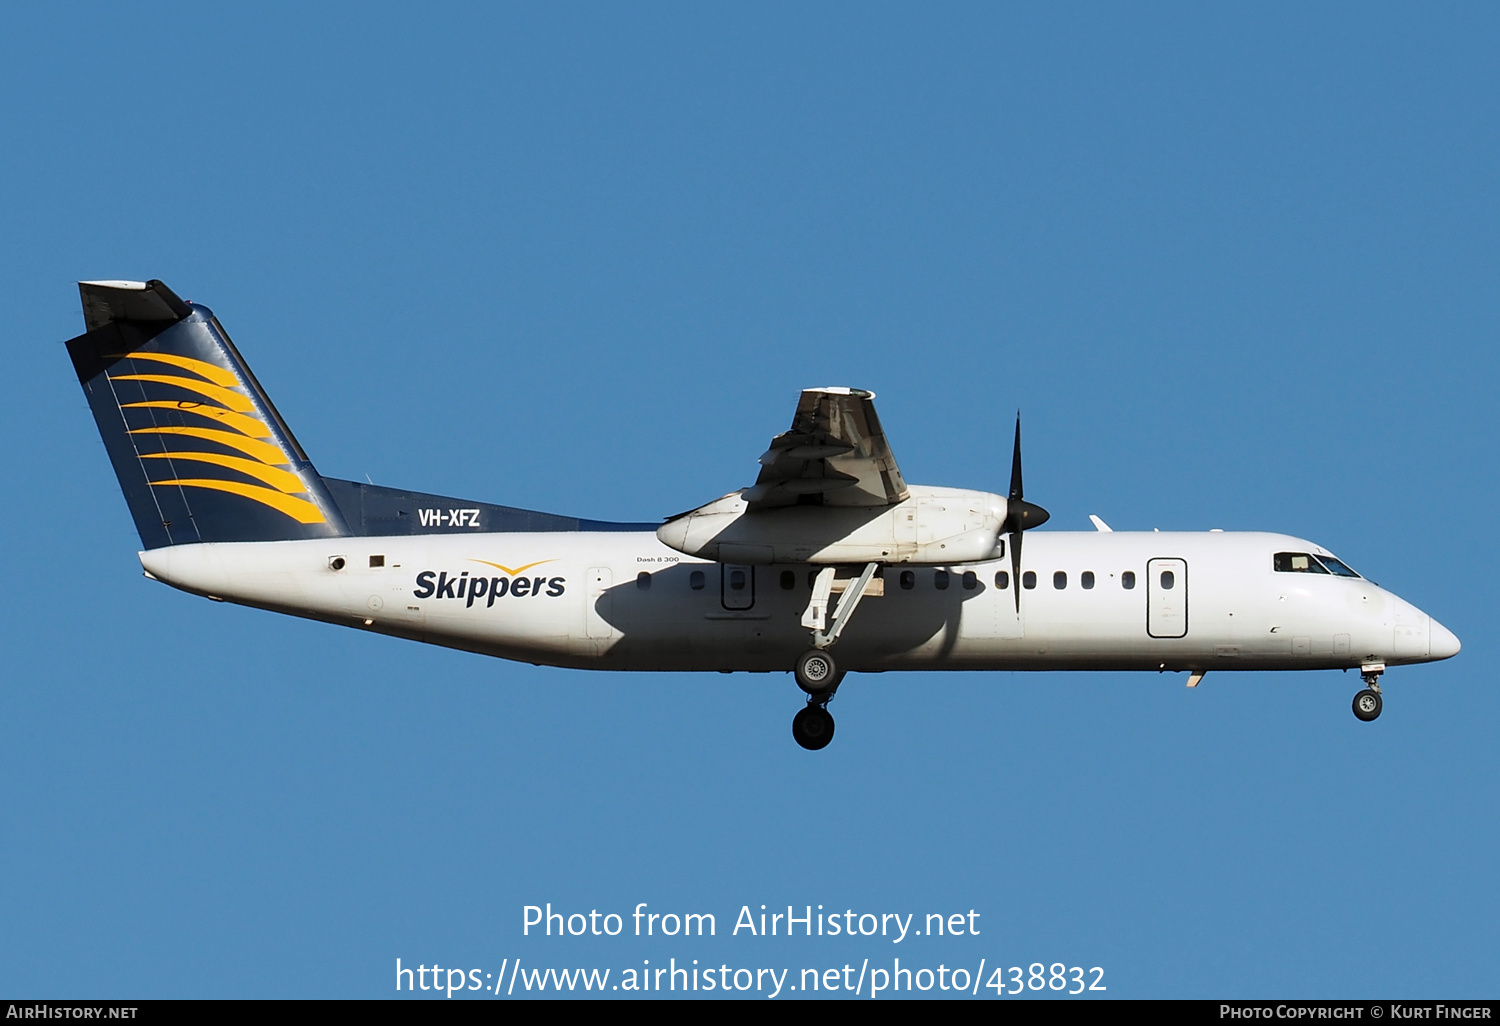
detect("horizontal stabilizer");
top-left (79, 280), bottom-right (191, 332)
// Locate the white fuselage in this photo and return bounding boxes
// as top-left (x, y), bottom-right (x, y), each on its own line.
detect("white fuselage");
top-left (138, 528), bottom-right (1458, 677)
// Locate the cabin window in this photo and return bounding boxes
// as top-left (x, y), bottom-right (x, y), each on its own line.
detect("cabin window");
top-left (1022, 570), bottom-right (1037, 590)
top-left (780, 570), bottom-right (796, 590)
top-left (994, 570), bottom-right (1009, 589)
top-left (1053, 571), bottom-right (1067, 590)
top-left (1122, 571), bottom-right (1136, 590)
top-left (369, 554), bottom-right (385, 568)
top-left (729, 569), bottom-right (747, 591)
top-left (962, 570), bottom-right (978, 590)
top-left (934, 570), bottom-right (950, 590)
top-left (1160, 570), bottom-right (1175, 590)
top-left (1081, 571), bottom-right (1095, 589)
top-left (900, 570), bottom-right (915, 590)
top-left (690, 570), bottom-right (705, 590)
top-left (636, 571), bottom-right (652, 590)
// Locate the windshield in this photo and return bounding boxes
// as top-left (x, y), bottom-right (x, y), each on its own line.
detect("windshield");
top-left (1317, 554), bottom-right (1361, 578)
top-left (1274, 551), bottom-right (1361, 578)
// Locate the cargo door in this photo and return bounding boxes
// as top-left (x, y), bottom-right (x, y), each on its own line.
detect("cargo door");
top-left (586, 567), bottom-right (614, 639)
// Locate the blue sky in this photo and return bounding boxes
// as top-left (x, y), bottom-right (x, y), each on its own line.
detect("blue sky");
top-left (2, 2), bottom-right (1496, 998)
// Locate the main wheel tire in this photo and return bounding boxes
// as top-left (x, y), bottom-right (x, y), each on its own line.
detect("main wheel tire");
top-left (792, 705), bottom-right (836, 750)
top-left (1352, 688), bottom-right (1383, 722)
top-left (795, 649), bottom-right (843, 695)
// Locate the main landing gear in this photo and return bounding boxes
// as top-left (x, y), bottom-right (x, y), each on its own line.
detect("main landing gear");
top-left (1352, 664), bottom-right (1384, 722)
top-left (789, 563), bottom-right (879, 751)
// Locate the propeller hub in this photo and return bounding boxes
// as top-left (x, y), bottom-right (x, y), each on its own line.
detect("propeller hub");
top-left (1011, 499), bottom-right (1049, 531)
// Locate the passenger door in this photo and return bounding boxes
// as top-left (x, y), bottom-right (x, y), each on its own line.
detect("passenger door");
top-left (1146, 558), bottom-right (1188, 638)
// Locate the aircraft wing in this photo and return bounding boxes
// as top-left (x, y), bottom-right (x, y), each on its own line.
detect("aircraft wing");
top-left (742, 388), bottom-right (909, 510)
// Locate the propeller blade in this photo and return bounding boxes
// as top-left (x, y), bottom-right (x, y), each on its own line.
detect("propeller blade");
top-left (1010, 524), bottom-right (1023, 612)
top-left (1004, 412), bottom-right (1049, 612)
top-left (1009, 414), bottom-right (1024, 501)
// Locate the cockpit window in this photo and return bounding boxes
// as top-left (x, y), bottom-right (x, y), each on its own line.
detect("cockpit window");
top-left (1275, 552), bottom-right (1329, 574)
top-left (1274, 551), bottom-right (1360, 577)
top-left (1317, 555), bottom-right (1361, 578)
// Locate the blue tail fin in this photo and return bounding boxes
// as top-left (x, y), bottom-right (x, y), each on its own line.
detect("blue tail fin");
top-left (66, 280), bottom-right (350, 548)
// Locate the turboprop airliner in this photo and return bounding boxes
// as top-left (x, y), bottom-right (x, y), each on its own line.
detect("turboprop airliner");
top-left (67, 280), bottom-right (1460, 749)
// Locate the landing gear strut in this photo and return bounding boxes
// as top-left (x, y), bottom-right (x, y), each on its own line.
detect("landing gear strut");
top-left (1353, 663), bottom-right (1384, 722)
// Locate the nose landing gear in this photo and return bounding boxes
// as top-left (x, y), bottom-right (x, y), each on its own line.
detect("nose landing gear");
top-left (790, 564), bottom-right (879, 750)
top-left (1353, 664), bottom-right (1384, 722)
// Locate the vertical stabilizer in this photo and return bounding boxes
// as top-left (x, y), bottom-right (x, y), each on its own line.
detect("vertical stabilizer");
top-left (66, 280), bottom-right (349, 548)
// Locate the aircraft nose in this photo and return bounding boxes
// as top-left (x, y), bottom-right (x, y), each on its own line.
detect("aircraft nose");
top-left (1429, 618), bottom-right (1461, 660)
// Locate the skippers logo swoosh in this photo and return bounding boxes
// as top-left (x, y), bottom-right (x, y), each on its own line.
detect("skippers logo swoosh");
top-left (469, 559), bottom-right (555, 576)
top-left (108, 349), bottom-right (328, 524)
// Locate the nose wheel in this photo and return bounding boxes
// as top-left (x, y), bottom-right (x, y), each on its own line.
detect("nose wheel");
top-left (1353, 689), bottom-right (1382, 721)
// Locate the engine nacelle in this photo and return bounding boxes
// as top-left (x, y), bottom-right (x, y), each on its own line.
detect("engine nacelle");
top-left (657, 485), bottom-right (1007, 565)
